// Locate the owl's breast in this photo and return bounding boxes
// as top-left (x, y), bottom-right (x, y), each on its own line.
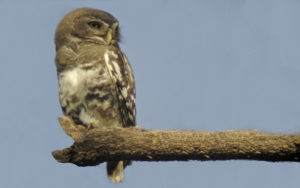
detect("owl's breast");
top-left (58, 59), bottom-right (122, 128)
top-left (58, 66), bottom-right (98, 116)
top-left (59, 66), bottom-right (97, 99)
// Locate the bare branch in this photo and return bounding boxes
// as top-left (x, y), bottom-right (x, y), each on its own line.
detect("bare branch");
top-left (52, 116), bottom-right (300, 166)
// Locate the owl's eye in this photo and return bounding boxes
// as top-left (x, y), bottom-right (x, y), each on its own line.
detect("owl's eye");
top-left (88, 21), bottom-right (102, 29)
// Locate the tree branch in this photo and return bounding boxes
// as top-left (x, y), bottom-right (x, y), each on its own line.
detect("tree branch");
top-left (52, 116), bottom-right (300, 166)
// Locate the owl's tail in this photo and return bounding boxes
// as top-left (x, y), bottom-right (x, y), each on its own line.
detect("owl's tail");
top-left (107, 161), bottom-right (126, 183)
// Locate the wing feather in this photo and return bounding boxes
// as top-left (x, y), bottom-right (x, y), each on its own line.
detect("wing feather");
top-left (104, 47), bottom-right (136, 127)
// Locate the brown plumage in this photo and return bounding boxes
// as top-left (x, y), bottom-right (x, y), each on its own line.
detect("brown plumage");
top-left (54, 8), bottom-right (136, 183)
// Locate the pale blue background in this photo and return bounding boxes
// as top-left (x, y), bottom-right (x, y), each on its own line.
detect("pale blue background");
top-left (1, 0), bottom-right (300, 187)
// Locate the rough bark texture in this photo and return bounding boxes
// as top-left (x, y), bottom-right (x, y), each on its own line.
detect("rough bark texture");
top-left (52, 116), bottom-right (300, 166)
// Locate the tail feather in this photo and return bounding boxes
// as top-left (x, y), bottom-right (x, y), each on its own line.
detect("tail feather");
top-left (107, 161), bottom-right (124, 183)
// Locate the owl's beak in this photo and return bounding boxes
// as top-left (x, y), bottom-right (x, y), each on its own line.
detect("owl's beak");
top-left (105, 23), bottom-right (119, 45)
top-left (105, 29), bottom-right (113, 45)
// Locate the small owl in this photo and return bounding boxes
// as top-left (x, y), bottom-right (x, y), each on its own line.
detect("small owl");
top-left (54, 8), bottom-right (136, 183)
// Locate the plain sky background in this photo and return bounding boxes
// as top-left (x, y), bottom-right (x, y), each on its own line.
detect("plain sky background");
top-left (1, 0), bottom-right (300, 187)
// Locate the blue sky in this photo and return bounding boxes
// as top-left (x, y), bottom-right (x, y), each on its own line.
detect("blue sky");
top-left (1, 0), bottom-right (300, 187)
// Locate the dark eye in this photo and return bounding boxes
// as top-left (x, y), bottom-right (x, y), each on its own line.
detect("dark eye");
top-left (88, 21), bottom-right (102, 29)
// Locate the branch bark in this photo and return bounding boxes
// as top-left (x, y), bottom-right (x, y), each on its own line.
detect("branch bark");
top-left (52, 116), bottom-right (300, 166)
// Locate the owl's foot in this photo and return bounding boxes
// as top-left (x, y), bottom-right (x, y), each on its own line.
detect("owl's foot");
top-left (87, 123), bottom-right (95, 130)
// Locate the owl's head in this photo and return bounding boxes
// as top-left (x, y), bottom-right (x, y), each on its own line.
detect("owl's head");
top-left (55, 8), bottom-right (120, 49)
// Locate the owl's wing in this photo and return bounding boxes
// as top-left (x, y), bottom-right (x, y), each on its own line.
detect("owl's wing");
top-left (104, 48), bottom-right (136, 127)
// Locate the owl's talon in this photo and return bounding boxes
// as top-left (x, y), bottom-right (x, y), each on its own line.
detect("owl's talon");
top-left (88, 123), bottom-right (95, 129)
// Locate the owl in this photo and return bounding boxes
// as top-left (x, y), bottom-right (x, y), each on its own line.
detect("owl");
top-left (54, 8), bottom-right (136, 183)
